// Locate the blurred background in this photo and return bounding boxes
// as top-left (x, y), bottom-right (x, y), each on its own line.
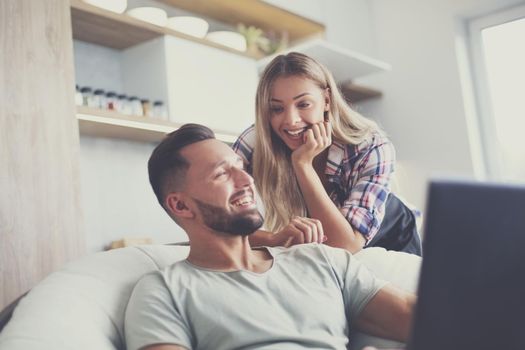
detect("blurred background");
top-left (1, 0), bottom-right (524, 308)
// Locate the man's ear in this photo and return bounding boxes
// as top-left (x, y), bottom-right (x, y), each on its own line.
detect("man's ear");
top-left (165, 193), bottom-right (194, 219)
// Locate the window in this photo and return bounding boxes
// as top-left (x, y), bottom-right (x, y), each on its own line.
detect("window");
top-left (468, 4), bottom-right (525, 182)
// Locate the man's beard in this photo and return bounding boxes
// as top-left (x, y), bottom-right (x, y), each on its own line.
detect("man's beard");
top-left (193, 198), bottom-right (264, 236)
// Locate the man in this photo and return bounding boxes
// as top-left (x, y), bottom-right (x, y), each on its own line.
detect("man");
top-left (125, 124), bottom-right (415, 350)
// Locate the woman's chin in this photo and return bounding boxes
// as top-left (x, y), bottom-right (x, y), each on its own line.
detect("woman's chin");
top-left (282, 136), bottom-right (302, 150)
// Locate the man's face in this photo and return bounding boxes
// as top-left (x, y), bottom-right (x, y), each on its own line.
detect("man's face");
top-left (180, 139), bottom-right (263, 236)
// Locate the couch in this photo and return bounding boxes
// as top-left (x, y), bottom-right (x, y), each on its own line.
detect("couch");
top-left (0, 244), bottom-right (421, 350)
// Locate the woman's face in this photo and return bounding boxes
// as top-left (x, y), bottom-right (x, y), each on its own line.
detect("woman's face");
top-left (268, 75), bottom-right (329, 151)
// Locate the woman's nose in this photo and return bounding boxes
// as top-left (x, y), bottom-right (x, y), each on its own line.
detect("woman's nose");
top-left (283, 107), bottom-right (301, 125)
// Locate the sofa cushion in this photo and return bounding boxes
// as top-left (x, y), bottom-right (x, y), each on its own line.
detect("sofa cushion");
top-left (0, 245), bottom-right (189, 350)
top-left (349, 247), bottom-right (422, 350)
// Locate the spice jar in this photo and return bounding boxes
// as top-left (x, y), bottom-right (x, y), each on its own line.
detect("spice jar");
top-left (80, 86), bottom-right (94, 107)
top-left (153, 100), bottom-right (168, 120)
top-left (75, 85), bottom-right (84, 106)
top-left (141, 99), bottom-right (152, 117)
top-left (105, 91), bottom-right (118, 110)
top-left (128, 96), bottom-right (143, 116)
top-left (117, 94), bottom-right (129, 114)
top-left (93, 89), bottom-right (106, 109)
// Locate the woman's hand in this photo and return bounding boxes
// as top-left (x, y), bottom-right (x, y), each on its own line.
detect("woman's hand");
top-left (291, 121), bottom-right (332, 167)
top-left (271, 216), bottom-right (326, 247)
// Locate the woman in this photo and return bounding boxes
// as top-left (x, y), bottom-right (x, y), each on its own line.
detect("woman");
top-left (233, 52), bottom-right (421, 255)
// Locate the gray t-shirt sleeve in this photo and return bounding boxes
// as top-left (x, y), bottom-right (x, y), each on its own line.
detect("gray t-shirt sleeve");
top-left (324, 246), bottom-right (388, 325)
top-left (125, 272), bottom-right (192, 350)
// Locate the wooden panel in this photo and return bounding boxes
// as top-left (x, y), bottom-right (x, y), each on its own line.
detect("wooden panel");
top-left (70, 0), bottom-right (161, 49)
top-left (77, 107), bottom-right (238, 143)
top-left (0, 0), bottom-right (85, 309)
top-left (340, 82), bottom-right (383, 103)
top-left (70, 0), bottom-right (257, 57)
top-left (158, 0), bottom-right (325, 43)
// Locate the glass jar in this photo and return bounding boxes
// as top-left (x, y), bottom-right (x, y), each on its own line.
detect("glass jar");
top-left (80, 86), bottom-right (94, 107)
top-left (75, 85), bottom-right (84, 106)
top-left (141, 99), bottom-right (152, 117)
top-left (93, 89), bottom-right (106, 109)
top-left (153, 100), bottom-right (168, 120)
top-left (116, 94), bottom-right (131, 115)
top-left (105, 91), bottom-right (118, 110)
top-left (128, 96), bottom-right (143, 116)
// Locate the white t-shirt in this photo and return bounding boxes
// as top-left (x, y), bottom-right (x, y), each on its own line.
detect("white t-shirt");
top-left (125, 243), bottom-right (387, 350)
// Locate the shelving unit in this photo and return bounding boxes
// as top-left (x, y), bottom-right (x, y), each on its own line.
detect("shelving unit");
top-left (76, 106), bottom-right (239, 143)
top-left (156, 0), bottom-right (325, 43)
top-left (71, 1), bottom-right (389, 142)
top-left (70, 0), bottom-right (324, 58)
top-left (340, 83), bottom-right (382, 103)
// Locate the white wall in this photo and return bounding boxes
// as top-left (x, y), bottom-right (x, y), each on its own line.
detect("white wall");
top-left (79, 136), bottom-right (188, 252)
top-left (354, 0), bottom-right (525, 212)
top-left (74, 40), bottom-right (123, 93)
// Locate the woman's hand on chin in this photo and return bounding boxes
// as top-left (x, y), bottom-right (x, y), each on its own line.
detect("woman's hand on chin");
top-left (291, 121), bottom-right (332, 167)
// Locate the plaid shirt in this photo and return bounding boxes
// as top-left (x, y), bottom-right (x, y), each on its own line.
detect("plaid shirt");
top-left (232, 125), bottom-right (396, 242)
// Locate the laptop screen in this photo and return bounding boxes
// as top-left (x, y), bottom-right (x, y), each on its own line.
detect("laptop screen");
top-left (408, 180), bottom-right (525, 350)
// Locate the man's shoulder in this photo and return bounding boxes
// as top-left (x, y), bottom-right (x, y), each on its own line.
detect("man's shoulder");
top-left (269, 243), bottom-right (349, 263)
top-left (135, 260), bottom-right (190, 286)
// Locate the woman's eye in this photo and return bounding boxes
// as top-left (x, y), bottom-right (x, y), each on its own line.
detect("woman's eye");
top-left (298, 102), bottom-right (311, 108)
top-left (270, 106), bottom-right (283, 113)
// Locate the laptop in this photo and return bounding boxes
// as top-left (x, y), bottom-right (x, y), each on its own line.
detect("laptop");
top-left (408, 180), bottom-right (525, 350)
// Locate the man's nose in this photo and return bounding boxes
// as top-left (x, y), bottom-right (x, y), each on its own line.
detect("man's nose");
top-left (233, 168), bottom-right (254, 187)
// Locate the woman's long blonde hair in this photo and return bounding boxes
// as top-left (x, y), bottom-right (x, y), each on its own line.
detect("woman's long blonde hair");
top-left (253, 52), bottom-right (381, 231)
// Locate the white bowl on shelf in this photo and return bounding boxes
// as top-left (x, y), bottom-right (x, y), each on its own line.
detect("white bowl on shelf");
top-left (126, 7), bottom-right (168, 27)
top-left (206, 31), bottom-right (247, 51)
top-left (82, 0), bottom-right (127, 13)
top-left (167, 16), bottom-right (209, 38)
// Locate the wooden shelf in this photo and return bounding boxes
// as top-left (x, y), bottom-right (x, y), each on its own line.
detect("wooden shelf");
top-left (258, 39), bottom-right (389, 103)
top-left (70, 0), bottom-right (324, 58)
top-left (71, 0), bottom-right (160, 49)
top-left (71, 0), bottom-right (258, 58)
top-left (340, 83), bottom-right (382, 103)
top-left (157, 0), bottom-right (325, 43)
top-left (258, 39), bottom-right (391, 82)
top-left (76, 106), bottom-right (239, 143)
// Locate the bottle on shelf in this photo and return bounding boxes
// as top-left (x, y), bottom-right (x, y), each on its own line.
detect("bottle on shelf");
top-left (141, 99), bottom-right (152, 117)
top-left (93, 89), bottom-right (106, 109)
top-left (80, 86), bottom-right (94, 107)
top-left (75, 85), bottom-right (84, 106)
top-left (105, 91), bottom-right (118, 110)
top-left (116, 94), bottom-right (129, 114)
top-left (153, 100), bottom-right (168, 120)
top-left (128, 96), bottom-right (143, 116)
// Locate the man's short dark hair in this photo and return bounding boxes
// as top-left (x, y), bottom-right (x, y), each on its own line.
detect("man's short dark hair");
top-left (148, 124), bottom-right (215, 207)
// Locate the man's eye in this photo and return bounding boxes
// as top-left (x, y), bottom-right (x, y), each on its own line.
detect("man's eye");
top-left (215, 171), bottom-right (227, 179)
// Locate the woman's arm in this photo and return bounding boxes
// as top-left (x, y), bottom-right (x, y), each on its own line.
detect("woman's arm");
top-left (291, 122), bottom-right (366, 253)
top-left (293, 159), bottom-right (366, 253)
top-left (292, 122), bottom-right (394, 253)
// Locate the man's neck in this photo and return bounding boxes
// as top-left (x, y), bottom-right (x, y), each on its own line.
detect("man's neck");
top-left (186, 230), bottom-right (273, 273)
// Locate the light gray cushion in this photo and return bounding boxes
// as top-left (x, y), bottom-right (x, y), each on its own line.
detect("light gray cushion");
top-left (349, 247), bottom-right (422, 350)
top-left (0, 245), bottom-right (189, 350)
